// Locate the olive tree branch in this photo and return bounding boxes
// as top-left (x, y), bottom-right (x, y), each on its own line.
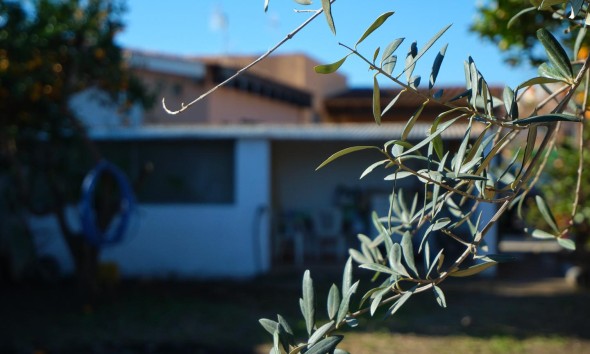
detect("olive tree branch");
top-left (329, 47), bottom-right (590, 341)
top-left (570, 69), bottom-right (589, 226)
top-left (516, 52), bottom-right (590, 192)
top-left (338, 43), bottom-right (534, 131)
top-left (533, 83), bottom-right (570, 113)
top-left (393, 163), bottom-right (515, 204)
top-left (162, 0), bottom-right (337, 115)
top-left (337, 43), bottom-right (471, 112)
top-left (336, 86), bottom-right (582, 330)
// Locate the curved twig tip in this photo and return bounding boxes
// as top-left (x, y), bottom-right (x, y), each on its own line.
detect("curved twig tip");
top-left (162, 97), bottom-right (181, 115)
top-left (157, 4), bottom-right (329, 117)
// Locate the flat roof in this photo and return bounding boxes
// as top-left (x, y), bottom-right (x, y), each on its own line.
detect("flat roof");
top-left (127, 51), bottom-right (206, 80)
top-left (89, 123), bottom-right (475, 141)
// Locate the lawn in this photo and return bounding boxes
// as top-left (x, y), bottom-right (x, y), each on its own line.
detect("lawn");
top-left (1, 266), bottom-right (589, 353)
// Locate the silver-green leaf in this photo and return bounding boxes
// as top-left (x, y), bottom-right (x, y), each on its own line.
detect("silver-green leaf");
top-left (342, 257), bottom-right (353, 295)
top-left (306, 336), bottom-right (343, 354)
top-left (511, 113), bottom-right (582, 126)
top-left (401, 100), bottom-right (427, 141)
top-left (336, 280), bottom-right (359, 328)
top-left (381, 38), bottom-right (405, 66)
top-left (401, 24), bottom-right (452, 80)
top-left (535, 195), bottom-right (559, 233)
top-left (401, 231), bottom-right (419, 278)
top-left (433, 285), bottom-right (447, 308)
top-left (387, 286), bottom-right (416, 317)
top-left (321, 0), bottom-right (336, 35)
top-left (327, 284), bottom-right (340, 320)
top-left (355, 12), bottom-right (395, 48)
top-left (429, 44), bottom-right (448, 89)
top-left (389, 243), bottom-right (411, 278)
top-left (302, 270), bottom-right (315, 336)
top-left (382, 89), bottom-right (405, 116)
top-left (401, 117), bottom-right (461, 156)
top-left (537, 28), bottom-right (573, 81)
top-left (404, 41), bottom-right (418, 82)
top-left (308, 320), bottom-right (335, 346)
top-left (360, 159), bottom-right (389, 179)
top-left (557, 237), bottom-right (576, 250)
top-left (314, 55), bottom-right (349, 74)
top-left (316, 145), bottom-right (380, 170)
top-left (259, 318), bottom-right (279, 335)
top-left (450, 260), bottom-right (497, 277)
top-left (516, 76), bottom-right (564, 90)
top-left (373, 75), bottom-right (382, 125)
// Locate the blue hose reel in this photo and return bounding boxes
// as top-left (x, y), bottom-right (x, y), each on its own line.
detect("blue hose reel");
top-left (80, 160), bottom-right (135, 247)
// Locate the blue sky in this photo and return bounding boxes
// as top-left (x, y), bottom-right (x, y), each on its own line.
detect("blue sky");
top-left (117, 0), bottom-right (538, 88)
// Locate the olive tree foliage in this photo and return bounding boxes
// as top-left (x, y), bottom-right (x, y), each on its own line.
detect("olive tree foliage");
top-left (473, 0), bottom-right (590, 259)
top-left (166, 1), bottom-right (589, 353)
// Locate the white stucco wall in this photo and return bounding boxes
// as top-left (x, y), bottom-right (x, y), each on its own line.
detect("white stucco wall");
top-left (272, 140), bottom-right (402, 211)
top-left (69, 87), bottom-right (144, 129)
top-left (29, 139), bottom-right (271, 279)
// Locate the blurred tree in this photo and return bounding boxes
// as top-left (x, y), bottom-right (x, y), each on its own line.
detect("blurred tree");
top-left (544, 117), bottom-right (590, 262)
top-left (471, 0), bottom-right (575, 66)
top-left (0, 0), bottom-right (149, 290)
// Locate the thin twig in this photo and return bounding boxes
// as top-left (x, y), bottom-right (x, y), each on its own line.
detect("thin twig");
top-left (535, 84), bottom-right (570, 112)
top-left (395, 163), bottom-right (515, 204)
top-left (162, 0), bottom-right (336, 115)
top-left (516, 54), bottom-right (590, 190)
top-left (525, 123), bottom-right (560, 195)
top-left (441, 229), bottom-right (472, 247)
top-left (570, 69), bottom-right (588, 225)
top-left (349, 26), bottom-right (590, 333)
top-left (339, 43), bottom-right (535, 131)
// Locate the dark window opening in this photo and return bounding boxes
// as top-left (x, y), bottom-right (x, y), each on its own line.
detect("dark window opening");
top-left (99, 139), bottom-right (235, 204)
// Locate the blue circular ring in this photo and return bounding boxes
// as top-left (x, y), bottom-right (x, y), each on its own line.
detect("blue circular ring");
top-left (80, 160), bottom-right (135, 247)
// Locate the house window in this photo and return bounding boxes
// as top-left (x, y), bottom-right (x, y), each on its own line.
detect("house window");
top-left (99, 139), bottom-right (235, 204)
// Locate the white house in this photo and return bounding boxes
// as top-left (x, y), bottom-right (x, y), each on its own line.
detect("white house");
top-left (29, 123), bottom-right (480, 279)
top-left (27, 51), bottom-right (496, 279)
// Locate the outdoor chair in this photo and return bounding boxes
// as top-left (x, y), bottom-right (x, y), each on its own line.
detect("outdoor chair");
top-left (311, 208), bottom-right (346, 262)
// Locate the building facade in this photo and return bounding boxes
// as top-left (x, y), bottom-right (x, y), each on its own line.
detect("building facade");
top-left (28, 51), bottom-right (495, 279)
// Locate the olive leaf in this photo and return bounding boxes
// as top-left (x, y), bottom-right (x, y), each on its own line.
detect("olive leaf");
top-left (356, 12), bottom-right (395, 48)
top-left (321, 0), bottom-right (336, 35)
top-left (537, 28), bottom-right (573, 81)
top-left (314, 55), bottom-right (350, 74)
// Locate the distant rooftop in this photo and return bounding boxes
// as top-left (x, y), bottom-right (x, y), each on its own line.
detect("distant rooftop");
top-left (89, 122), bottom-right (474, 141)
top-left (127, 50), bottom-right (206, 80)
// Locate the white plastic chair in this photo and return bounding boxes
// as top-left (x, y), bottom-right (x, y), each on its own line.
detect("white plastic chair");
top-left (311, 208), bottom-right (345, 261)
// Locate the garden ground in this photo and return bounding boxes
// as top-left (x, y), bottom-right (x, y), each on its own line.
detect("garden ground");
top-left (1, 264), bottom-right (589, 354)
